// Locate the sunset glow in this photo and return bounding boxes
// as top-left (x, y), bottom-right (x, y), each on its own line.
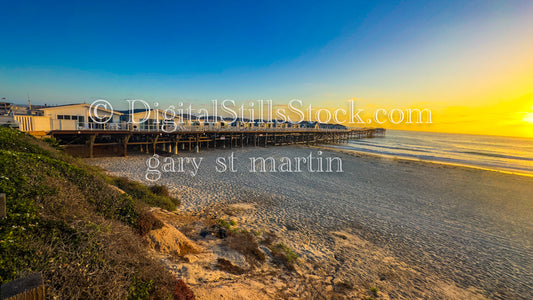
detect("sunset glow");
top-left (524, 111), bottom-right (533, 124)
top-left (1, 1), bottom-right (533, 138)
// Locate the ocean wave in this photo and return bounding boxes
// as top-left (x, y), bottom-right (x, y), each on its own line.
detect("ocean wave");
top-left (458, 151), bottom-right (533, 162)
top-left (338, 130), bottom-right (533, 176)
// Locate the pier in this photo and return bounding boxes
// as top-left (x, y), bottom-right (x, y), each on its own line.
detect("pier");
top-left (49, 128), bottom-right (385, 158)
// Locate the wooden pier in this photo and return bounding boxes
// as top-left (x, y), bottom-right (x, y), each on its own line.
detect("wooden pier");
top-left (49, 128), bottom-right (385, 158)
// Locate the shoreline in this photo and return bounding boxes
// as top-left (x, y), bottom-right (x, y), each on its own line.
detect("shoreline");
top-left (315, 144), bottom-right (533, 178)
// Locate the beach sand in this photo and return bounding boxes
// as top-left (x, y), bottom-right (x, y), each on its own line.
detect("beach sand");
top-left (86, 146), bottom-right (533, 299)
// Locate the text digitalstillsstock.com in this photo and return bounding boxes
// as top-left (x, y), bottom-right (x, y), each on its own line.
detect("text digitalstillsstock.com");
top-left (90, 99), bottom-right (432, 128)
top-left (145, 151), bottom-right (343, 181)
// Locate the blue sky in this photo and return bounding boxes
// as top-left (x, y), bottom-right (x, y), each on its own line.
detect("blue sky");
top-left (1, 0), bottom-right (532, 110)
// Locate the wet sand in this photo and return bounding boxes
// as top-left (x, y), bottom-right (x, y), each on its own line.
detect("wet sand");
top-left (86, 146), bottom-right (533, 299)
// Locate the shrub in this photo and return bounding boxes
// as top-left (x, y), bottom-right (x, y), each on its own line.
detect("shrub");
top-left (370, 286), bottom-right (379, 297)
top-left (113, 177), bottom-right (180, 211)
top-left (226, 231), bottom-right (265, 266)
top-left (172, 277), bottom-right (195, 300)
top-left (42, 137), bottom-right (63, 150)
top-left (149, 184), bottom-right (170, 197)
top-left (270, 243), bottom-right (299, 270)
top-left (218, 219), bottom-right (237, 229)
top-left (128, 275), bottom-right (155, 300)
top-left (136, 211), bottom-right (164, 236)
top-left (216, 258), bottom-right (246, 275)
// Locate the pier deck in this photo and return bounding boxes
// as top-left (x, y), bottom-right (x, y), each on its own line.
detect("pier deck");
top-left (49, 128), bottom-right (385, 158)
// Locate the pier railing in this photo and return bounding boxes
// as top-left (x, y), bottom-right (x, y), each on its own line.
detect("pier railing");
top-left (14, 115), bottom-right (369, 133)
top-left (75, 122), bottom-right (353, 133)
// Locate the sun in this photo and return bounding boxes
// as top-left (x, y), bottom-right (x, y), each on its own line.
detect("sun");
top-left (523, 101), bottom-right (533, 124)
top-left (524, 112), bottom-right (533, 123)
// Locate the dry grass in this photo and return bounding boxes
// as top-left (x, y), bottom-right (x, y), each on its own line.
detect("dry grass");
top-left (269, 243), bottom-right (299, 271)
top-left (215, 258), bottom-right (246, 275)
top-left (136, 211), bottom-right (164, 236)
top-left (226, 230), bottom-right (266, 267)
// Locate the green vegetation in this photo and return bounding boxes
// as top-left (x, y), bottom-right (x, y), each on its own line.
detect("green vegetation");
top-left (129, 274), bottom-right (155, 300)
top-left (215, 218), bottom-right (264, 267)
top-left (0, 128), bottom-right (191, 299)
top-left (112, 177), bottom-right (180, 211)
top-left (370, 286), bottom-right (379, 297)
top-left (42, 136), bottom-right (63, 150)
top-left (270, 242), bottom-right (299, 270)
top-left (218, 218), bottom-right (237, 230)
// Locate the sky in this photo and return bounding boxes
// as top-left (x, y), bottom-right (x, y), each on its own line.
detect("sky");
top-left (1, 0), bottom-right (533, 137)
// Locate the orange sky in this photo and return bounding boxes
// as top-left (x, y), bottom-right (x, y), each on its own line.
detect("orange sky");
top-left (382, 92), bottom-right (533, 138)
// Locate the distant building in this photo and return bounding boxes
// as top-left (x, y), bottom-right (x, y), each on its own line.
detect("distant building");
top-left (272, 119), bottom-right (289, 128)
top-left (0, 101), bottom-right (13, 115)
top-left (9, 101), bottom-right (351, 134)
top-left (120, 109), bottom-right (182, 131)
top-left (317, 123), bottom-right (347, 130)
top-left (39, 103), bottom-right (122, 130)
top-left (14, 103), bottom-right (123, 132)
top-left (230, 117), bottom-right (252, 128)
top-left (0, 101), bottom-right (19, 129)
top-left (201, 115), bottom-right (226, 128)
top-left (298, 121), bottom-right (318, 129)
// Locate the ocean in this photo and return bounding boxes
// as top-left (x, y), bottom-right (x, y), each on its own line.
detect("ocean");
top-left (333, 130), bottom-right (533, 176)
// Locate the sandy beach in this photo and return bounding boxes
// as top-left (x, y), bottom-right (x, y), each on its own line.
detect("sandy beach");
top-left (86, 146), bottom-right (533, 299)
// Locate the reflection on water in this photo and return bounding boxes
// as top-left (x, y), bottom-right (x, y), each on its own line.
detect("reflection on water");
top-left (335, 130), bottom-right (533, 175)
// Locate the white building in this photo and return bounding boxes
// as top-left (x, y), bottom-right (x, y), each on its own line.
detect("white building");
top-left (15, 103), bottom-right (123, 132)
top-left (126, 109), bottom-right (182, 131)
